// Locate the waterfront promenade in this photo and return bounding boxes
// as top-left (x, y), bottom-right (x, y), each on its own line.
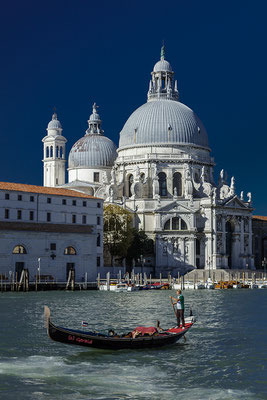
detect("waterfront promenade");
top-left (1, 269), bottom-right (266, 292)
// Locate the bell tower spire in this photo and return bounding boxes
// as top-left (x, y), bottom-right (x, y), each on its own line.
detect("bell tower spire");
top-left (42, 110), bottom-right (67, 187)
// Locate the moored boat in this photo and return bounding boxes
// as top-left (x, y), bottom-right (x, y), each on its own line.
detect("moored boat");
top-left (44, 306), bottom-right (195, 350)
top-left (127, 284), bottom-right (140, 292)
top-left (205, 278), bottom-right (215, 289)
top-left (99, 282), bottom-right (128, 292)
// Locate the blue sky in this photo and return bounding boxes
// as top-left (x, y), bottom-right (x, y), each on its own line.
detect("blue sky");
top-left (0, 0), bottom-right (266, 214)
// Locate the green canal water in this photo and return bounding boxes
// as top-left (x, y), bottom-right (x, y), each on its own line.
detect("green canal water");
top-left (0, 289), bottom-right (267, 400)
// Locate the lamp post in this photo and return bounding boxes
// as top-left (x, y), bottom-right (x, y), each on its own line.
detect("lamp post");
top-left (9, 270), bottom-right (12, 291)
top-left (208, 256), bottom-right (211, 279)
top-left (262, 257), bottom-right (267, 279)
top-left (38, 258), bottom-right (41, 283)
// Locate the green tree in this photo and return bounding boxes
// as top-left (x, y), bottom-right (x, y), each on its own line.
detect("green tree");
top-left (103, 204), bottom-right (134, 263)
top-left (126, 229), bottom-right (154, 265)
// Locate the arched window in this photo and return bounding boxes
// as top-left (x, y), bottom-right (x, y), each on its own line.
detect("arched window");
top-left (140, 173), bottom-right (145, 183)
top-left (56, 146), bottom-right (59, 158)
top-left (12, 245), bottom-right (27, 254)
top-left (46, 146), bottom-right (49, 158)
top-left (158, 172), bottom-right (167, 196)
top-left (97, 233), bottom-right (101, 247)
top-left (60, 147), bottom-right (63, 158)
top-left (164, 219), bottom-right (170, 230)
top-left (163, 217), bottom-right (188, 231)
top-left (181, 219), bottom-right (187, 230)
top-left (172, 217), bottom-right (180, 230)
top-left (128, 174), bottom-right (134, 197)
top-left (173, 172), bottom-right (182, 196)
top-left (50, 146), bottom-right (53, 158)
top-left (196, 239), bottom-right (200, 255)
top-left (64, 246), bottom-right (77, 255)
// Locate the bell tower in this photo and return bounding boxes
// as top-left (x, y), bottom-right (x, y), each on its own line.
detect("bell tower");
top-left (42, 111), bottom-right (67, 187)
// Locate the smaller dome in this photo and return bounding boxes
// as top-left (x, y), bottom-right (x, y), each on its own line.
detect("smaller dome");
top-left (153, 59), bottom-right (173, 73)
top-left (69, 135), bottom-right (117, 168)
top-left (69, 103), bottom-right (117, 168)
top-left (47, 113), bottom-right (62, 130)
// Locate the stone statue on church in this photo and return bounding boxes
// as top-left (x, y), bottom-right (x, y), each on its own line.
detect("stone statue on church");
top-left (110, 167), bottom-right (116, 184)
top-left (184, 164), bottom-right (193, 199)
top-left (230, 176), bottom-right (235, 196)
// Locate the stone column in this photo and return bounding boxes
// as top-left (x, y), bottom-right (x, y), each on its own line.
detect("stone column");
top-left (248, 217), bottom-right (255, 269)
top-left (222, 216), bottom-right (226, 253)
top-left (240, 218), bottom-right (245, 268)
top-left (154, 213), bottom-right (161, 230)
top-left (167, 169), bottom-right (172, 197)
top-left (182, 237), bottom-right (186, 270)
top-left (189, 235), bottom-right (196, 268)
top-left (212, 211), bottom-right (217, 269)
top-left (204, 236), bottom-right (212, 270)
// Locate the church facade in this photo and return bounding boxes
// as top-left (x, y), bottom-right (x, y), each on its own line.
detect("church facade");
top-left (42, 47), bottom-right (254, 275)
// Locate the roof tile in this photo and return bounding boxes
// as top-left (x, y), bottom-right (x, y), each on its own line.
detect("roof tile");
top-left (0, 182), bottom-right (101, 200)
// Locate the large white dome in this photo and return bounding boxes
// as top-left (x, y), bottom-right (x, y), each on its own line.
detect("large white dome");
top-left (118, 100), bottom-right (209, 149)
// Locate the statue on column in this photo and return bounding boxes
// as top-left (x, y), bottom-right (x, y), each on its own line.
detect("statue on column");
top-left (219, 169), bottom-right (224, 185)
top-left (184, 164), bottom-right (193, 199)
top-left (201, 166), bottom-right (206, 183)
top-left (110, 166), bottom-right (116, 184)
top-left (134, 165), bottom-right (140, 180)
top-left (229, 176), bottom-right (235, 196)
top-left (152, 175), bottom-right (159, 199)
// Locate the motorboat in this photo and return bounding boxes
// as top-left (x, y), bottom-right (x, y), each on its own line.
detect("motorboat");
top-left (196, 282), bottom-right (205, 290)
top-left (127, 284), bottom-right (140, 292)
top-left (205, 278), bottom-right (215, 289)
top-left (110, 283), bottom-right (128, 292)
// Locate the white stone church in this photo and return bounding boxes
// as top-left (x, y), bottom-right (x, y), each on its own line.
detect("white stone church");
top-left (42, 47), bottom-right (254, 275)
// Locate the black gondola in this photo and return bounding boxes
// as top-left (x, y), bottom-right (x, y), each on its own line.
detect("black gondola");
top-left (44, 306), bottom-right (195, 350)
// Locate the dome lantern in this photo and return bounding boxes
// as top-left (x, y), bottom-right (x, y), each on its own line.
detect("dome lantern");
top-left (148, 45), bottom-right (179, 102)
top-left (86, 103), bottom-right (103, 135)
top-left (119, 49), bottom-right (209, 151)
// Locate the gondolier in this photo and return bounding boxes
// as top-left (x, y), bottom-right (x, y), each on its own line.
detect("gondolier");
top-left (170, 289), bottom-right (185, 328)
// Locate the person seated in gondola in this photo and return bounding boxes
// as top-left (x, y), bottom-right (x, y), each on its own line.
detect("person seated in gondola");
top-left (108, 329), bottom-right (120, 338)
top-left (156, 320), bottom-right (163, 332)
top-left (131, 326), bottom-right (158, 338)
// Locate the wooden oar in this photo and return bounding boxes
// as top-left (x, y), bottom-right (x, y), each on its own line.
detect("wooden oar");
top-left (169, 297), bottom-right (177, 318)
